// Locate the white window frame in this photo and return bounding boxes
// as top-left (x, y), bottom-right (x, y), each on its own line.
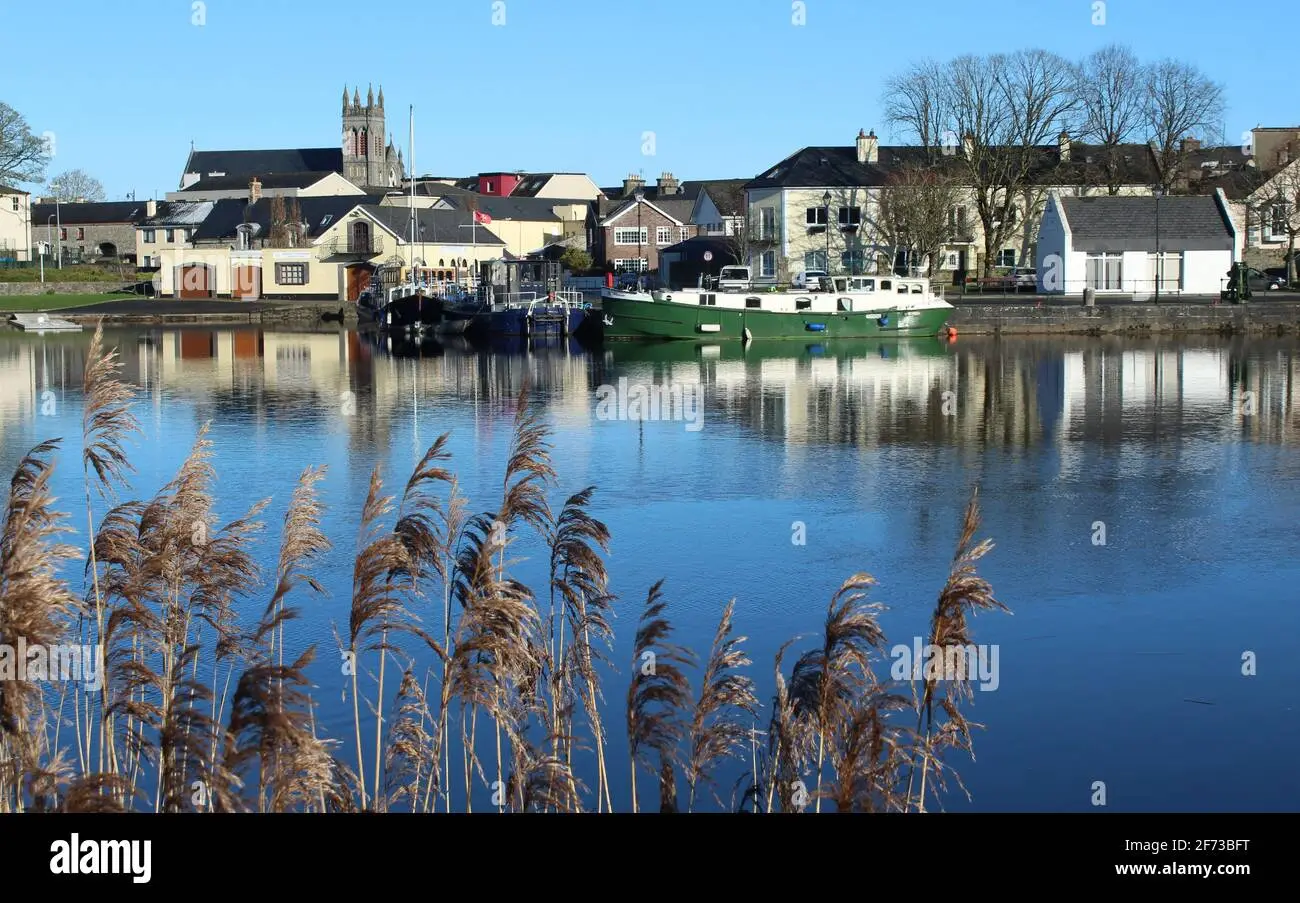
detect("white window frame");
top-left (1148, 251), bottom-right (1183, 293)
top-left (838, 206), bottom-right (861, 226)
top-left (760, 250), bottom-right (776, 278)
top-left (680, 226), bottom-right (689, 242)
top-left (613, 257), bottom-right (648, 272)
top-left (1268, 203), bottom-right (1289, 242)
top-left (805, 206), bottom-right (828, 226)
top-left (803, 250), bottom-right (827, 271)
top-left (841, 249), bottom-right (866, 274)
top-left (656, 226), bottom-right (672, 245)
top-left (613, 227), bottom-right (647, 246)
top-left (996, 249), bottom-right (1016, 268)
top-left (760, 207), bottom-right (776, 240)
top-left (1085, 252), bottom-right (1123, 291)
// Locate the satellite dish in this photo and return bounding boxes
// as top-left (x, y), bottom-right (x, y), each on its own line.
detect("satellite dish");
top-left (703, 251), bottom-right (713, 262)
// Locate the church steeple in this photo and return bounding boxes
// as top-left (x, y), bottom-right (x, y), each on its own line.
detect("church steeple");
top-left (377, 85), bottom-right (384, 108)
top-left (342, 85), bottom-right (349, 112)
top-left (353, 87), bottom-right (360, 108)
top-left (367, 83), bottom-right (374, 107)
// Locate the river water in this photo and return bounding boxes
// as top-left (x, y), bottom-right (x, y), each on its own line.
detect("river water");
top-left (1, 325), bottom-right (1296, 811)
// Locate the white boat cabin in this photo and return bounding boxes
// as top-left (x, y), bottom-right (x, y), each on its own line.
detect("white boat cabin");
top-left (651, 274), bottom-right (947, 313)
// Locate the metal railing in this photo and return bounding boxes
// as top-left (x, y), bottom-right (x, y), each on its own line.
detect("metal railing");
top-left (325, 234), bottom-right (384, 257)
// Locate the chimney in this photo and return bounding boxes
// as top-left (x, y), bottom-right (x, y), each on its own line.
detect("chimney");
top-left (622, 172), bottom-right (645, 197)
top-left (962, 133), bottom-right (975, 158)
top-left (1058, 130), bottom-right (1071, 162)
top-left (657, 172), bottom-right (680, 195)
top-left (1180, 137), bottom-right (1201, 154)
top-left (249, 177), bottom-right (262, 203)
top-left (146, 199), bottom-right (157, 217)
top-left (855, 129), bottom-right (878, 164)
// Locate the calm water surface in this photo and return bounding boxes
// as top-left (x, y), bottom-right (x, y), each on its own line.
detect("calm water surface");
top-left (2, 325), bottom-right (1297, 811)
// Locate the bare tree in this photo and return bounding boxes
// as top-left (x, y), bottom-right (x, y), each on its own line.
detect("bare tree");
top-left (1075, 45), bottom-right (1146, 195)
top-left (46, 169), bottom-right (105, 202)
top-left (881, 60), bottom-right (950, 153)
top-left (1248, 164), bottom-right (1300, 284)
top-left (0, 101), bottom-right (48, 185)
top-left (874, 164), bottom-right (962, 277)
top-left (1143, 59), bottom-right (1225, 192)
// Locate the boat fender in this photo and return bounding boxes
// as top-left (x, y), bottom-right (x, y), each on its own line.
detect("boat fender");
top-left (944, 326), bottom-right (957, 340)
top-left (877, 314), bottom-right (890, 327)
top-left (743, 327), bottom-right (753, 342)
top-left (805, 322), bottom-right (826, 332)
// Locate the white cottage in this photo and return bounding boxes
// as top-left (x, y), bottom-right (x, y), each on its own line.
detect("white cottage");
top-left (1037, 188), bottom-right (1240, 298)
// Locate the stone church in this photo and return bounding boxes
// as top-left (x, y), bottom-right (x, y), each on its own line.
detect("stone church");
top-left (342, 84), bottom-right (405, 189)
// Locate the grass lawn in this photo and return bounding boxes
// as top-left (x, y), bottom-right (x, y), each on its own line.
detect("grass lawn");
top-left (0, 293), bottom-right (139, 312)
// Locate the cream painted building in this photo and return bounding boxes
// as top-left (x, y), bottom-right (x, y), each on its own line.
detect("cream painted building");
top-left (0, 184), bottom-right (32, 262)
top-left (166, 171), bottom-right (366, 203)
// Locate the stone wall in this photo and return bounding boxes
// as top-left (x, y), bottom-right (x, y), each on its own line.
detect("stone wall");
top-left (0, 281), bottom-right (136, 296)
top-left (949, 301), bottom-right (1300, 335)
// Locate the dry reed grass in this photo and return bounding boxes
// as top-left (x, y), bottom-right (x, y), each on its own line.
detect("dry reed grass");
top-left (0, 321), bottom-right (1008, 813)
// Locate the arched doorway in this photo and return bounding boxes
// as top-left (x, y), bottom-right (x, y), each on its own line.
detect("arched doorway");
top-left (98, 242), bottom-right (117, 259)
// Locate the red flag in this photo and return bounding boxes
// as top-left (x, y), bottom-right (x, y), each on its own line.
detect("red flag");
top-left (473, 210), bottom-right (491, 225)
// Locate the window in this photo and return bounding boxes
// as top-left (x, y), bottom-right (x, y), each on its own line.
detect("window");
top-left (760, 207), bottom-right (776, 239)
top-left (997, 249), bottom-right (1016, 267)
top-left (656, 226), bottom-right (672, 245)
top-left (804, 250), bottom-right (827, 271)
top-left (143, 229), bottom-right (156, 243)
top-left (880, 279), bottom-right (892, 291)
top-left (1085, 253), bottom-right (1123, 291)
top-left (613, 227), bottom-right (647, 245)
top-left (680, 226), bottom-right (689, 242)
top-left (760, 250), bottom-right (776, 278)
top-left (485, 181), bottom-right (493, 192)
top-left (949, 206), bottom-right (967, 233)
top-left (60, 228), bottom-right (67, 240)
top-left (805, 207), bottom-right (828, 226)
top-left (1268, 204), bottom-right (1289, 240)
top-left (911, 284), bottom-right (923, 294)
top-left (841, 250), bottom-right (866, 274)
top-left (942, 251), bottom-right (959, 270)
top-left (796, 298), bottom-right (812, 310)
top-left (1148, 251), bottom-right (1183, 292)
top-left (897, 283), bottom-right (908, 294)
top-left (275, 263), bottom-right (309, 285)
top-left (745, 297), bottom-right (762, 308)
top-left (850, 278), bottom-right (875, 291)
top-left (613, 258), bottom-right (648, 272)
top-left (10, 197), bottom-right (17, 211)
top-left (165, 228), bottom-right (175, 243)
top-left (76, 227), bottom-right (85, 240)
top-left (838, 206), bottom-right (861, 227)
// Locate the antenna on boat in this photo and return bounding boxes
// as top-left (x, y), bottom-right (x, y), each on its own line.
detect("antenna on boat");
top-left (408, 104), bottom-right (416, 278)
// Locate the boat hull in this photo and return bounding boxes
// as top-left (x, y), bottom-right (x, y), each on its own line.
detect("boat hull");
top-left (599, 291), bottom-right (951, 340)
top-left (474, 306), bottom-right (587, 337)
top-left (382, 294), bottom-right (442, 330)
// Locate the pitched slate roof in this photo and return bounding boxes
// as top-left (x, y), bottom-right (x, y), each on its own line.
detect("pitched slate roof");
top-left (141, 201), bottom-right (215, 226)
top-left (189, 195), bottom-right (383, 242)
top-left (599, 196), bottom-right (696, 225)
top-left (184, 148), bottom-right (343, 181)
top-left (30, 201), bottom-right (149, 224)
top-left (693, 179), bottom-right (748, 216)
top-left (1058, 194), bottom-right (1233, 252)
top-left (0, 183), bottom-right (28, 195)
top-left (181, 171), bottom-right (344, 192)
top-left (358, 205), bottom-right (507, 246)
top-left (441, 195), bottom-right (565, 222)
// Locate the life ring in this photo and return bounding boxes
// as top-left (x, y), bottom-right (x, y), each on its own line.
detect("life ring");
top-left (944, 326), bottom-right (957, 340)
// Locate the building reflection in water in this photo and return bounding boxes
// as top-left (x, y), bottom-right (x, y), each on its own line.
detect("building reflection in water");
top-left (2, 328), bottom-right (1299, 461)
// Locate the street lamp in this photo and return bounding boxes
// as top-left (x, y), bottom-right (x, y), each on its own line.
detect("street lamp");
top-left (50, 182), bottom-right (62, 269)
top-left (822, 190), bottom-right (832, 275)
top-left (1153, 186), bottom-right (1163, 304)
top-left (635, 188), bottom-right (645, 279)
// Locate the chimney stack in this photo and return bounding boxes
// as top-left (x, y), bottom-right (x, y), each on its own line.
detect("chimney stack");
top-left (622, 172), bottom-right (645, 197)
top-left (1058, 130), bottom-right (1071, 162)
top-left (146, 199), bottom-right (157, 218)
top-left (962, 133), bottom-right (975, 158)
top-left (856, 129), bottom-right (879, 164)
top-left (1180, 137), bottom-right (1201, 154)
top-left (249, 177), bottom-right (262, 203)
top-left (656, 172), bottom-right (680, 195)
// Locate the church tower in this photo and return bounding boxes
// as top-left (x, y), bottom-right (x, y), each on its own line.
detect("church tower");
top-left (342, 84), bottom-right (393, 187)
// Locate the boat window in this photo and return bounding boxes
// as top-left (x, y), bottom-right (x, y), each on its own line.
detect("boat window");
top-left (745, 296), bottom-right (762, 309)
top-left (911, 284), bottom-right (923, 294)
top-left (880, 280), bottom-right (891, 290)
top-left (796, 297), bottom-right (812, 310)
top-left (706, 294), bottom-right (716, 306)
top-left (834, 278), bottom-right (848, 292)
top-left (698, 295), bottom-right (709, 306)
top-left (896, 283), bottom-right (908, 294)
top-left (837, 298), bottom-right (851, 311)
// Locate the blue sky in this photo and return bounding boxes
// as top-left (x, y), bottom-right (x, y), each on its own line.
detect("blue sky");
top-left (3, 0), bottom-right (1293, 199)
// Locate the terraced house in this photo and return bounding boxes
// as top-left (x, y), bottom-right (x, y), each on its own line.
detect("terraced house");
top-left (739, 128), bottom-right (1281, 286)
top-left (0, 184), bottom-right (32, 262)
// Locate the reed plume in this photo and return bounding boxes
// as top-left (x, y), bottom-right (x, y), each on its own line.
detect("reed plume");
top-left (685, 599), bottom-right (757, 812)
top-left (906, 486), bottom-right (1006, 812)
top-left (625, 580), bottom-right (693, 813)
top-left (788, 574), bottom-right (887, 812)
top-left (0, 440), bottom-right (81, 812)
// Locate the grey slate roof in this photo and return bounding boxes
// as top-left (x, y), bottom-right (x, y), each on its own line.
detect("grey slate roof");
top-left (31, 201), bottom-right (149, 224)
top-left (141, 201), bottom-right (215, 226)
top-left (184, 148), bottom-right (343, 181)
top-left (440, 194), bottom-right (566, 222)
top-left (359, 205), bottom-right (507, 246)
top-left (1059, 195), bottom-right (1233, 252)
top-left (189, 195), bottom-right (383, 242)
top-left (181, 171), bottom-right (343, 191)
top-left (0, 183), bottom-right (28, 195)
top-left (693, 179), bottom-right (748, 216)
top-left (600, 196), bottom-right (695, 225)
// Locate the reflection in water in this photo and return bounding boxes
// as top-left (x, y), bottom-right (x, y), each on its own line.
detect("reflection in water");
top-left (2, 326), bottom-right (1299, 811)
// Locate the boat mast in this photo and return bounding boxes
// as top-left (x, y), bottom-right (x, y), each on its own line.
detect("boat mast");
top-left (408, 104), bottom-right (415, 282)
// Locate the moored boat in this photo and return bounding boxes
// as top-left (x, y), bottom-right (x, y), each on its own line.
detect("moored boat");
top-left (599, 274), bottom-right (953, 340)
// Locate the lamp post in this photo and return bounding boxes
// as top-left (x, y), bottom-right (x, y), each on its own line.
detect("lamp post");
top-left (635, 188), bottom-right (645, 279)
top-left (51, 183), bottom-right (62, 269)
top-left (1153, 187), bottom-right (1163, 304)
top-left (822, 190), bottom-right (832, 274)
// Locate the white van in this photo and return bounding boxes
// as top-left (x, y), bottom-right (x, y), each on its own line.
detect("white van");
top-left (717, 266), bottom-right (751, 290)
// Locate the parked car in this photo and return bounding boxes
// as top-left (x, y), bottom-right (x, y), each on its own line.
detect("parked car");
top-left (1245, 267), bottom-right (1284, 292)
top-left (793, 269), bottom-right (829, 289)
top-left (716, 265), bottom-right (752, 290)
top-left (1010, 267), bottom-right (1037, 290)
